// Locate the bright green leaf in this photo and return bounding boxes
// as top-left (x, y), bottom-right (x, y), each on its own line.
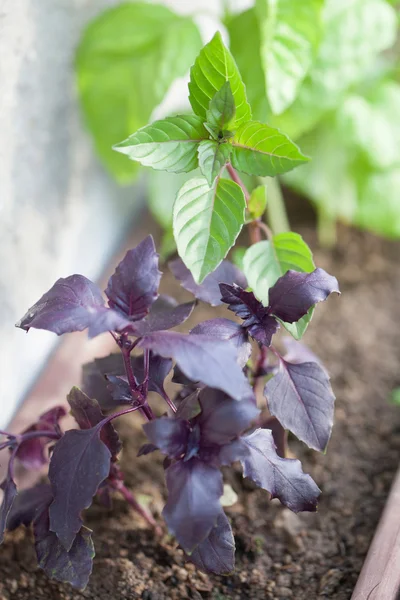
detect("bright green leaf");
top-left (271, 0), bottom-right (397, 139)
top-left (173, 177), bottom-right (246, 283)
top-left (227, 9), bottom-right (269, 122)
top-left (255, 0), bottom-right (324, 115)
top-left (283, 80), bottom-right (400, 238)
top-left (231, 121), bottom-right (309, 177)
top-left (243, 233), bottom-right (315, 338)
top-left (231, 247), bottom-right (247, 271)
top-left (198, 140), bottom-right (232, 186)
top-left (148, 169), bottom-right (196, 230)
top-left (248, 185), bottom-right (268, 219)
top-left (205, 82), bottom-right (236, 133)
top-left (76, 3), bottom-right (202, 183)
top-left (114, 115), bottom-right (207, 173)
top-left (188, 31), bottom-right (252, 128)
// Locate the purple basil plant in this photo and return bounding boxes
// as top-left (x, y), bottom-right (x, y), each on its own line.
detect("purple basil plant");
top-left (0, 33), bottom-right (341, 590)
top-left (0, 235), bottom-right (339, 588)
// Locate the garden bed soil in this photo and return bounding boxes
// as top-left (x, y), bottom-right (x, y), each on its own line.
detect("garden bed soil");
top-left (1, 224), bottom-right (400, 600)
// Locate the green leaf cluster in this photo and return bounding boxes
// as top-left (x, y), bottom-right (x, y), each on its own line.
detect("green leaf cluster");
top-left (114, 32), bottom-right (308, 282)
top-left (227, 0), bottom-right (400, 238)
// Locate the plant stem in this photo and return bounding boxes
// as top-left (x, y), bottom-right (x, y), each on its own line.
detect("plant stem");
top-left (265, 176), bottom-right (290, 234)
top-left (317, 205), bottom-right (337, 247)
top-left (113, 481), bottom-right (162, 535)
top-left (121, 345), bottom-right (154, 421)
top-left (160, 390), bottom-right (177, 414)
top-left (226, 163), bottom-right (262, 244)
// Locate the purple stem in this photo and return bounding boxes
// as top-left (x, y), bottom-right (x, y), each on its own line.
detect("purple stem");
top-left (143, 349), bottom-right (150, 396)
top-left (160, 390), bottom-right (177, 414)
top-left (113, 480), bottom-right (162, 535)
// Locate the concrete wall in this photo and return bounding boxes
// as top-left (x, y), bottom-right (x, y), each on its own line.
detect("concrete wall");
top-left (0, 0), bottom-right (252, 427)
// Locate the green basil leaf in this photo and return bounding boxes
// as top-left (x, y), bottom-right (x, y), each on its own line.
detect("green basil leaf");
top-left (248, 185), bottom-right (268, 219)
top-left (76, 3), bottom-right (202, 183)
top-left (255, 0), bottom-right (324, 115)
top-left (198, 140), bottom-right (232, 187)
top-left (243, 233), bottom-right (315, 338)
top-left (271, 0), bottom-right (397, 139)
top-left (114, 115), bottom-right (207, 173)
top-left (205, 82), bottom-right (236, 133)
top-left (231, 121), bottom-right (309, 177)
top-left (173, 177), bottom-right (246, 283)
top-left (188, 32), bottom-right (251, 128)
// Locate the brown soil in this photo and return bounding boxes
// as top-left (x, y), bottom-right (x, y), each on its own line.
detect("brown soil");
top-left (1, 224), bottom-right (400, 600)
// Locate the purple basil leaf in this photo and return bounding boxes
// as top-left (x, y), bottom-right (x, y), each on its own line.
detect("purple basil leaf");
top-left (175, 390), bottom-right (202, 421)
top-left (282, 337), bottom-right (323, 366)
top-left (132, 295), bottom-right (195, 335)
top-left (138, 331), bottom-right (252, 401)
top-left (220, 284), bottom-right (279, 346)
top-left (34, 505), bottom-right (94, 590)
top-left (198, 388), bottom-right (260, 446)
top-left (16, 406), bottom-right (66, 470)
top-left (143, 417), bottom-right (189, 458)
top-left (106, 235), bottom-right (161, 320)
top-left (137, 443), bottom-right (158, 457)
top-left (67, 387), bottom-right (121, 457)
top-left (0, 476), bottom-right (17, 544)
top-left (220, 429), bottom-right (320, 512)
top-left (259, 415), bottom-right (287, 458)
top-left (82, 361), bottom-right (116, 410)
top-left (191, 318), bottom-right (251, 368)
top-left (16, 275), bottom-right (130, 337)
top-left (268, 268), bottom-right (340, 323)
top-left (163, 459), bottom-right (223, 553)
top-left (169, 258), bottom-right (247, 306)
top-left (48, 426), bottom-right (112, 550)
top-left (6, 484), bottom-right (53, 531)
top-left (106, 375), bottom-right (132, 404)
top-left (264, 358), bottom-right (335, 452)
top-left (189, 511), bottom-right (235, 575)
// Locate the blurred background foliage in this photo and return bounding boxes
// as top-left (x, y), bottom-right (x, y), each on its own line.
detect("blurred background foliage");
top-left (75, 0), bottom-right (400, 248)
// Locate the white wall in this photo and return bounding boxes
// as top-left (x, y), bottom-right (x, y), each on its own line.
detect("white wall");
top-left (0, 0), bottom-right (253, 427)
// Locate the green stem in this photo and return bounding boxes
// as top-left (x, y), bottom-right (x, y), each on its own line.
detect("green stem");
top-left (264, 177), bottom-right (290, 234)
top-left (317, 205), bottom-right (337, 248)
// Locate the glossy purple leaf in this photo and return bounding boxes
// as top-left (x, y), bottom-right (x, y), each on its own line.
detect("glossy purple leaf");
top-left (143, 418), bottom-right (189, 458)
top-left (16, 406), bottom-right (66, 470)
top-left (268, 268), bottom-right (340, 323)
top-left (106, 375), bottom-right (132, 404)
top-left (6, 484), bottom-right (53, 531)
top-left (163, 459), bottom-right (223, 553)
top-left (220, 284), bottom-right (279, 346)
top-left (198, 388), bottom-right (260, 446)
top-left (191, 319), bottom-right (251, 368)
top-left (0, 476), bottom-right (17, 544)
top-left (16, 275), bottom-right (130, 338)
top-left (220, 429), bottom-right (320, 512)
top-left (48, 426), bottom-right (111, 550)
top-left (67, 387), bottom-right (121, 457)
top-left (106, 236), bottom-right (161, 321)
top-left (34, 505), bottom-right (94, 590)
top-left (169, 258), bottom-right (247, 306)
top-left (264, 358), bottom-right (335, 452)
top-left (131, 295), bottom-right (195, 335)
top-left (282, 337), bottom-right (322, 366)
top-left (139, 331), bottom-right (252, 401)
top-left (189, 511), bottom-right (235, 575)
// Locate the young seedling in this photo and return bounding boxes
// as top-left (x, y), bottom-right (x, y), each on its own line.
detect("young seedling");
top-left (1, 33), bottom-right (339, 589)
